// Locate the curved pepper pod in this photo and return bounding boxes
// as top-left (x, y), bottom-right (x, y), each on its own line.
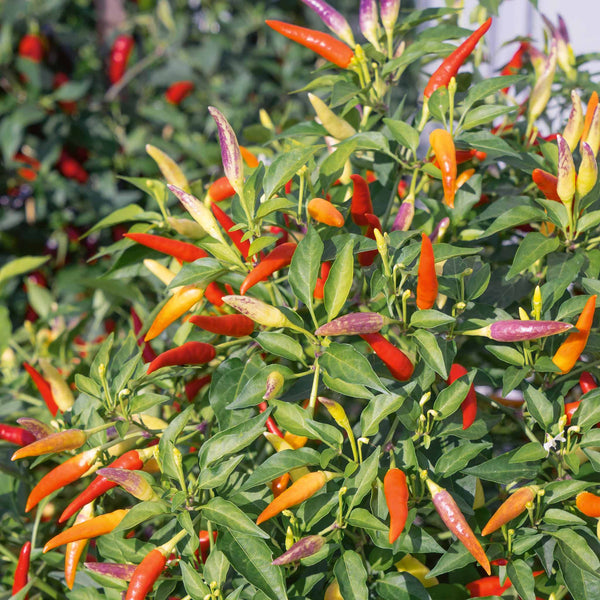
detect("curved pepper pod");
top-left (97, 467), bottom-right (158, 501)
top-left (391, 198), bottom-right (415, 232)
top-left (313, 261), bottom-right (332, 299)
top-left (16, 418), bottom-right (52, 440)
top-left (426, 478), bottom-right (490, 575)
top-left (562, 90), bottom-right (584, 151)
top-left (553, 295), bottom-right (597, 374)
top-left (0, 423), bottom-right (36, 446)
top-left (384, 468), bottom-right (409, 543)
top-left (581, 93), bottom-right (600, 154)
top-left (165, 80), bottom-right (194, 105)
top-left (315, 312), bottom-right (388, 336)
top-left (350, 174), bottom-right (374, 226)
top-left (300, 0), bottom-right (355, 47)
top-left (65, 503), bottom-right (94, 589)
top-left (307, 197), bottom-right (345, 227)
top-left (108, 35), bottom-right (134, 84)
top-left (208, 106), bottom-right (244, 197)
top-left (12, 428), bottom-right (87, 461)
top-left (360, 333), bottom-right (414, 381)
top-left (206, 176), bottom-right (236, 203)
top-left (189, 313), bottom-right (255, 337)
top-left (481, 486), bottom-right (536, 536)
top-left (447, 364), bottom-right (477, 430)
top-left (580, 371), bottom-right (598, 394)
top-left (125, 549), bottom-right (166, 600)
top-left (257, 471), bottom-right (337, 524)
top-left (532, 168), bottom-right (561, 202)
top-left (124, 232), bottom-right (207, 263)
top-left (211, 202), bottom-right (251, 257)
top-left (84, 562), bottom-right (137, 580)
top-left (576, 491), bottom-right (600, 517)
top-left (44, 509), bottom-right (129, 552)
top-left (222, 295), bottom-right (292, 328)
top-left (38, 358), bottom-right (74, 412)
top-left (239, 243), bottom-right (297, 295)
top-left (272, 535), bottom-right (326, 565)
top-left (23, 361), bottom-right (59, 416)
top-left (145, 144), bottom-right (190, 193)
top-left (308, 94), bottom-right (356, 140)
top-left (463, 319), bottom-right (573, 342)
top-left (528, 39), bottom-right (558, 126)
top-left (146, 341), bottom-right (216, 375)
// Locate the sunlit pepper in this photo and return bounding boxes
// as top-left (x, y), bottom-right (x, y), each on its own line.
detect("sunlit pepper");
top-left (65, 503), bottom-right (94, 589)
top-left (145, 144), bottom-right (190, 193)
top-left (429, 129), bottom-right (457, 208)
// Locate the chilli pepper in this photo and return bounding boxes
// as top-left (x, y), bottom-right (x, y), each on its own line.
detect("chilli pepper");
top-left (316, 312), bottom-right (388, 336)
top-left (318, 397), bottom-right (358, 460)
top-left (466, 575), bottom-right (511, 597)
top-left (424, 18), bottom-right (492, 98)
top-left (350, 174), bottom-right (373, 226)
top-left (19, 34), bottom-right (44, 62)
top-left (429, 129), bottom-right (457, 207)
top-left (563, 90), bottom-right (584, 151)
top-left (125, 232), bottom-right (207, 264)
top-left (308, 93), bottom-right (356, 140)
top-left (556, 134), bottom-right (576, 207)
top-left (144, 285), bottom-right (205, 341)
top-left (165, 81), bottom-right (194, 105)
top-left (108, 35), bottom-right (134, 84)
top-left (360, 333), bottom-right (414, 381)
top-left (581, 92), bottom-right (599, 149)
top-left (189, 313), bottom-right (254, 337)
top-left (97, 468), bottom-right (158, 501)
top-left (84, 562), bottom-right (137, 580)
top-left (463, 319), bottom-right (573, 341)
top-left (57, 150), bottom-right (88, 184)
top-left (125, 531), bottom-right (186, 600)
top-left (167, 216), bottom-right (205, 239)
top-left (532, 168), bottom-right (561, 201)
top-left (206, 176), bottom-right (236, 203)
top-left (257, 471), bottom-right (337, 524)
top-left (266, 20), bottom-right (354, 69)
top-left (38, 358), bottom-right (74, 412)
top-left (131, 307), bottom-right (158, 363)
top-left (146, 341), bottom-right (216, 375)
top-left (500, 41), bottom-right (529, 93)
top-left (576, 491), bottom-right (600, 517)
top-left (271, 473), bottom-right (290, 497)
top-left (211, 202), bottom-right (251, 257)
top-left (416, 232), bottom-right (438, 310)
top-left (358, 213), bottom-right (381, 267)
top-left (552, 295), bottom-right (597, 374)
top-left (146, 144), bottom-right (190, 193)
top-left (43, 509), bottom-right (130, 552)
top-left (300, 0), bottom-right (355, 47)
top-left (272, 535), bottom-right (326, 565)
top-left (528, 40), bottom-right (558, 127)
top-left (65, 503), bottom-right (94, 589)
top-left (12, 428), bottom-right (87, 461)
top-left (481, 486), bottom-right (536, 536)
top-left (359, 0), bottom-right (381, 50)
top-left (196, 530), bottom-right (218, 563)
top-left (0, 423), bottom-right (36, 446)
top-left (577, 142), bottom-right (598, 198)
top-left (314, 261), bottom-right (331, 299)
top-left (564, 400), bottom-right (580, 425)
top-left (239, 242), bottom-right (297, 295)
top-left (264, 433), bottom-right (311, 481)
top-left (395, 554), bottom-right (438, 588)
top-left (223, 295), bottom-right (293, 329)
top-left (258, 401), bottom-right (285, 438)
top-left (26, 447), bottom-right (100, 512)
top-left (325, 580), bottom-right (343, 600)
top-left (307, 197), bottom-right (345, 227)
top-left (59, 448), bottom-right (150, 523)
top-left (16, 417), bottom-right (52, 440)
top-left (12, 541), bottom-right (31, 598)
top-left (239, 145), bottom-right (259, 168)
top-left (580, 372), bottom-right (598, 394)
top-left (447, 364), bottom-right (477, 430)
top-left (185, 374), bottom-right (212, 402)
top-left (14, 152), bottom-right (40, 181)
top-left (425, 477), bottom-right (491, 575)
top-left (384, 468), bottom-right (409, 543)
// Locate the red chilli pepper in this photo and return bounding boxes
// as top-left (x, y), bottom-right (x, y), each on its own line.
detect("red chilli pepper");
top-left (314, 261), bottom-right (332, 299)
top-left (19, 34), bottom-right (44, 62)
top-left (210, 203), bottom-right (251, 258)
top-left (265, 20), bottom-right (354, 69)
top-left (124, 232), bottom-right (208, 263)
top-left (146, 342), bottom-right (216, 375)
top-left (109, 35), bottom-right (134, 84)
top-left (358, 213), bottom-right (381, 268)
top-left (130, 307), bottom-right (158, 363)
top-left (53, 73), bottom-right (78, 114)
top-left (416, 232), bottom-right (438, 310)
top-left (165, 81), bottom-right (194, 105)
top-left (239, 242), bottom-right (296, 295)
top-left (258, 401), bottom-right (285, 438)
top-left (384, 468), bottom-right (409, 543)
top-left (532, 168), bottom-right (561, 201)
top-left (447, 364), bottom-right (477, 430)
top-left (196, 530), bottom-right (218, 564)
top-left (59, 449), bottom-right (147, 523)
top-left (360, 333), bottom-right (414, 381)
top-left (1, 423), bottom-right (36, 446)
top-left (57, 150), bottom-right (89, 184)
top-left (189, 314), bottom-right (255, 337)
top-left (185, 375), bottom-right (212, 402)
top-left (350, 174), bottom-right (374, 226)
top-left (580, 371), bottom-right (598, 394)
top-left (500, 41), bottom-right (530, 93)
top-left (424, 18), bottom-right (492, 98)
top-left (207, 176), bottom-right (236, 203)
top-left (12, 541), bottom-right (31, 598)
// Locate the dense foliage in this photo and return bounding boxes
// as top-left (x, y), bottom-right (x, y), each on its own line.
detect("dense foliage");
top-left (3, 1), bottom-right (600, 599)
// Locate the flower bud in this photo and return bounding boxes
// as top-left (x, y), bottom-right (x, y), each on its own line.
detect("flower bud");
top-left (577, 142), bottom-right (598, 198)
top-left (556, 134), bottom-right (576, 206)
top-left (315, 312), bottom-right (388, 336)
top-left (223, 295), bottom-right (292, 329)
top-left (208, 107), bottom-right (244, 198)
top-left (272, 535), bottom-right (326, 565)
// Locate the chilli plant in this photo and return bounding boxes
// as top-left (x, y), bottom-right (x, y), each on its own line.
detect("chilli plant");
top-left (3, 1), bottom-right (600, 599)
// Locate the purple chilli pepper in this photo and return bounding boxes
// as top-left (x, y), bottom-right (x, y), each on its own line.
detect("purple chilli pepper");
top-left (272, 535), bottom-right (326, 565)
top-left (208, 106), bottom-right (244, 198)
top-left (300, 0), bottom-right (355, 47)
top-left (315, 312), bottom-right (390, 336)
top-left (391, 200), bottom-right (414, 232)
top-left (16, 417), bottom-right (53, 440)
top-left (463, 320), bottom-right (573, 342)
top-left (359, 0), bottom-right (381, 51)
top-left (379, 0), bottom-right (400, 36)
top-left (84, 562), bottom-right (138, 580)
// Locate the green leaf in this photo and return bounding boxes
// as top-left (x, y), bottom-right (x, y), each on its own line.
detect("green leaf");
top-left (255, 197), bottom-right (295, 219)
top-left (120, 176), bottom-right (169, 216)
top-left (181, 560), bottom-right (211, 598)
top-left (113, 501), bottom-right (167, 534)
top-left (289, 226), bottom-right (323, 311)
top-left (556, 544), bottom-right (600, 600)
top-left (462, 105), bottom-right (516, 131)
top-left (461, 75), bottom-right (525, 112)
top-left (551, 529), bottom-right (600, 575)
top-left (510, 442), bottom-right (546, 463)
top-left (544, 480), bottom-right (592, 504)
top-left (168, 257), bottom-right (225, 289)
top-left (323, 371), bottom-right (374, 400)
top-left (334, 550), bottom-right (368, 600)
top-left (158, 406), bottom-right (194, 480)
top-left (219, 530), bottom-right (288, 600)
top-left (197, 455), bottom-right (244, 490)
top-left (413, 329), bottom-right (449, 379)
top-left (377, 572), bottom-right (431, 600)
top-left (242, 448), bottom-right (321, 489)
top-left (361, 392), bottom-right (409, 437)
top-left (321, 342), bottom-right (388, 393)
top-left (198, 411), bottom-right (269, 469)
top-left (463, 449), bottom-right (538, 484)
top-left (346, 448), bottom-right (381, 511)
top-left (479, 205), bottom-right (547, 238)
top-left (460, 131), bottom-right (522, 160)
top-left (524, 385), bottom-right (557, 431)
top-left (227, 364), bottom-right (294, 409)
top-left (574, 389), bottom-right (600, 431)
top-left (428, 87), bottom-right (449, 122)
top-left (506, 232), bottom-right (560, 280)
top-left (264, 146), bottom-right (320, 199)
top-left (427, 541), bottom-right (474, 577)
top-left (203, 497), bottom-right (269, 538)
top-left (247, 236), bottom-right (279, 257)
top-left (434, 442), bottom-right (491, 477)
top-left (0, 256), bottom-right (49, 287)
top-left (82, 204), bottom-right (148, 237)
top-left (384, 118), bottom-right (420, 154)
top-left (410, 310), bottom-right (455, 329)
top-left (506, 559), bottom-right (536, 600)
top-left (324, 238), bottom-right (355, 321)
top-left (254, 331), bottom-right (306, 363)
top-left (485, 344), bottom-right (524, 366)
top-left (347, 508), bottom-right (388, 532)
top-left (543, 509), bottom-right (586, 526)
top-left (433, 370), bottom-right (475, 418)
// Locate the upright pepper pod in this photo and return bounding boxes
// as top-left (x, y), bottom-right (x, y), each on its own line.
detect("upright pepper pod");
top-left (481, 486), bottom-right (536, 536)
top-left (532, 168), bottom-right (561, 202)
top-left (562, 90), bottom-right (584, 151)
top-left (447, 364), bottom-right (477, 430)
top-left (581, 92), bottom-right (599, 152)
top-left (425, 477), bottom-right (490, 575)
top-left (500, 41), bottom-right (529, 93)
top-left (577, 142), bottom-right (598, 198)
top-left (527, 40), bottom-right (558, 128)
top-left (308, 94), bottom-right (356, 140)
top-left (350, 174), bottom-right (373, 226)
top-left (384, 468), bottom-right (409, 543)
top-left (38, 358), bottom-right (74, 412)
top-left (429, 129), bottom-right (457, 207)
top-left (97, 468), bottom-right (159, 501)
top-left (318, 397), bottom-right (357, 460)
top-left (266, 20), bottom-right (355, 69)
top-left (416, 232), bottom-right (438, 310)
top-left (19, 34), bottom-right (44, 62)
top-left (108, 35), bottom-right (134, 84)
top-left (552, 295), bottom-right (597, 374)
top-left (211, 203), bottom-right (251, 257)
top-left (206, 176), bottom-right (236, 203)
top-left (556, 134), bottom-right (576, 208)
top-left (300, 0), bottom-right (355, 47)
top-left (145, 144), bottom-right (190, 193)
top-left (580, 371), bottom-right (598, 394)
top-left (65, 503), bottom-right (94, 589)
top-left (307, 197), bottom-right (345, 227)
top-left (359, 0), bottom-right (381, 50)
top-left (313, 261), bottom-right (332, 299)
top-left (12, 541), bottom-right (31, 598)
top-left (165, 80), bottom-right (194, 105)
top-left (380, 0), bottom-right (400, 40)
top-left (209, 106), bottom-right (245, 198)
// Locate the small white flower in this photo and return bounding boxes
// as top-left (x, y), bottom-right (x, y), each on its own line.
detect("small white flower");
top-left (543, 431), bottom-right (566, 454)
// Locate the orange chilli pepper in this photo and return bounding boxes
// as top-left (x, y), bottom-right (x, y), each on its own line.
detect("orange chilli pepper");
top-left (532, 168), bottom-right (561, 201)
top-left (481, 486), bottom-right (537, 536)
top-left (581, 91), bottom-right (599, 145)
top-left (360, 333), bottom-right (414, 381)
top-left (256, 471), bottom-right (337, 524)
top-left (552, 295), bottom-right (597, 374)
top-left (12, 428), bottom-right (87, 461)
top-left (65, 503), bottom-right (94, 589)
top-left (576, 491), bottom-right (600, 517)
top-left (429, 129), bottom-right (457, 207)
top-left (239, 242), bottom-right (296, 295)
top-left (307, 197), bottom-right (345, 227)
top-left (416, 232), bottom-right (438, 310)
top-left (384, 468), bottom-right (409, 543)
top-left (206, 176), bottom-right (236, 203)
